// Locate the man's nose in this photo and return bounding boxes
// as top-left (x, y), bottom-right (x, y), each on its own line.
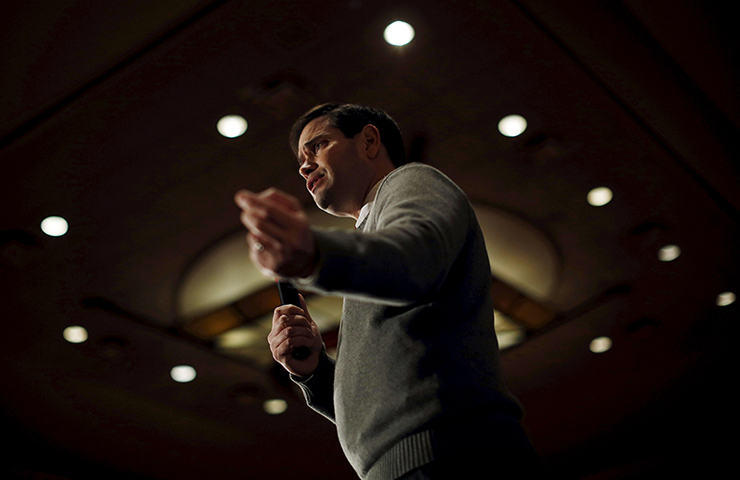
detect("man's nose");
top-left (299, 160), bottom-right (315, 179)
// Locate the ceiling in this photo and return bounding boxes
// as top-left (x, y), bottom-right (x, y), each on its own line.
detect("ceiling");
top-left (1, 0), bottom-right (738, 478)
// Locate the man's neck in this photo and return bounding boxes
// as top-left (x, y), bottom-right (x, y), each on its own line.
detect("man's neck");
top-left (355, 175), bottom-right (388, 226)
top-left (348, 161), bottom-right (396, 220)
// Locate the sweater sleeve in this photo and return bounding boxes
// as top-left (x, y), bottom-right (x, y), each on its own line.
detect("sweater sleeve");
top-left (290, 348), bottom-right (337, 423)
top-left (305, 164), bottom-right (472, 306)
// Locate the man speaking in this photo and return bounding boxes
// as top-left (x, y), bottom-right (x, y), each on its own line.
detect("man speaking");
top-left (235, 104), bottom-right (537, 479)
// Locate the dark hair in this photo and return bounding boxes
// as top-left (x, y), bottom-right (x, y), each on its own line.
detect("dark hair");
top-left (290, 103), bottom-right (408, 167)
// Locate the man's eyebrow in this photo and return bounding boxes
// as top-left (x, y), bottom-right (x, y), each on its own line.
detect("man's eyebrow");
top-left (297, 134), bottom-right (325, 164)
top-left (302, 133), bottom-right (328, 151)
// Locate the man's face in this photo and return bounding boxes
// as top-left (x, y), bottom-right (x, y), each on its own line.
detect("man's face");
top-left (297, 117), bottom-right (371, 218)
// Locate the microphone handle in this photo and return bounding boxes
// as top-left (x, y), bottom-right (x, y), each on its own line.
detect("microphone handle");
top-left (277, 281), bottom-right (311, 360)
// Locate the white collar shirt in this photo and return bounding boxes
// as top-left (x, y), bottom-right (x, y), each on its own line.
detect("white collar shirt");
top-left (355, 179), bottom-right (383, 229)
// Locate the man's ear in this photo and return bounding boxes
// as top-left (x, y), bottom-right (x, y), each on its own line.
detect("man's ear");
top-left (360, 124), bottom-right (381, 159)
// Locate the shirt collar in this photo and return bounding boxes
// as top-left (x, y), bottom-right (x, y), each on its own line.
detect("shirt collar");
top-left (355, 179), bottom-right (383, 228)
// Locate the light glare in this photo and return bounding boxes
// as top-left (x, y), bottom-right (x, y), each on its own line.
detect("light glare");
top-left (384, 21), bottom-right (415, 46)
top-left (217, 115), bottom-right (248, 138)
top-left (589, 336), bottom-right (612, 353)
top-left (263, 398), bottom-right (288, 415)
top-left (171, 365), bottom-right (197, 383)
top-left (63, 326), bottom-right (88, 343)
top-left (498, 115), bottom-right (527, 137)
top-left (717, 292), bottom-right (736, 306)
top-left (41, 216), bottom-right (68, 237)
top-left (587, 187), bottom-right (613, 206)
top-left (658, 244), bottom-right (681, 262)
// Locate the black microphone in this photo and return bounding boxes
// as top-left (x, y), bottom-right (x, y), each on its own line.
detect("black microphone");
top-left (277, 281), bottom-right (311, 360)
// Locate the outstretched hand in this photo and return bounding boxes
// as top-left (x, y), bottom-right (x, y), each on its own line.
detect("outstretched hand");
top-left (234, 188), bottom-right (317, 279)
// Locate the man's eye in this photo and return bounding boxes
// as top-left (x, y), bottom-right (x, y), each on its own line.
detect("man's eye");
top-left (314, 142), bottom-right (324, 154)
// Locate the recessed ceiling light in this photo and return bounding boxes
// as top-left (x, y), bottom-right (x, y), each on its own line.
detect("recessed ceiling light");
top-left (218, 328), bottom-right (262, 348)
top-left (217, 115), bottom-right (248, 138)
top-left (384, 21), bottom-right (415, 46)
top-left (498, 115), bottom-right (527, 137)
top-left (658, 244), bottom-right (681, 262)
top-left (41, 216), bottom-right (68, 237)
top-left (263, 398), bottom-right (288, 415)
top-left (63, 326), bottom-right (88, 343)
top-left (170, 365), bottom-right (197, 383)
top-left (717, 292), bottom-right (736, 306)
top-left (587, 187), bottom-right (613, 206)
top-left (589, 336), bottom-right (612, 353)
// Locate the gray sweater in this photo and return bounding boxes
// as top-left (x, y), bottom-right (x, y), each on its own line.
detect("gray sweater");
top-left (294, 163), bottom-right (523, 479)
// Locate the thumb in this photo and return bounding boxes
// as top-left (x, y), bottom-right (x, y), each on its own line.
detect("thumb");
top-left (298, 293), bottom-right (309, 313)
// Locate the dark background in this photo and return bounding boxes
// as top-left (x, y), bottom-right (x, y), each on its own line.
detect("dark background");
top-left (1, 0), bottom-right (737, 478)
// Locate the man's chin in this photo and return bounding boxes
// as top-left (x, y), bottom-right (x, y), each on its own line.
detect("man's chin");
top-left (316, 201), bottom-right (345, 218)
top-left (313, 195), bottom-right (333, 214)
top-left (318, 204), bottom-right (338, 216)
top-left (313, 193), bottom-right (353, 218)
top-left (311, 191), bottom-right (324, 206)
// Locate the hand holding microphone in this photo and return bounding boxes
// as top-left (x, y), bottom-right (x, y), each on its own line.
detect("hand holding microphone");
top-left (277, 281), bottom-right (311, 360)
top-left (268, 282), bottom-right (322, 377)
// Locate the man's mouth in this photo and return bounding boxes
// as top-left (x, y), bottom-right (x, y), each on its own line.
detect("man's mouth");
top-left (308, 174), bottom-right (324, 194)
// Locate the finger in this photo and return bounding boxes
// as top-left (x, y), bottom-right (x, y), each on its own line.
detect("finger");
top-left (237, 190), bottom-right (305, 238)
top-left (273, 312), bottom-right (311, 329)
top-left (272, 333), bottom-right (315, 359)
top-left (246, 241), bottom-right (278, 278)
top-left (239, 190), bottom-right (289, 215)
top-left (244, 229), bottom-right (286, 266)
top-left (240, 203), bottom-right (282, 236)
top-left (271, 318), bottom-right (313, 344)
top-left (240, 202), bottom-right (296, 244)
top-left (257, 188), bottom-right (303, 212)
top-left (246, 231), bottom-right (278, 251)
top-left (272, 304), bottom-right (311, 331)
top-left (234, 189), bottom-right (253, 209)
top-left (269, 324), bottom-right (315, 356)
top-left (270, 311), bottom-right (304, 335)
top-left (271, 322), bottom-right (315, 345)
top-left (242, 190), bottom-right (304, 229)
top-left (273, 305), bottom-right (304, 319)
